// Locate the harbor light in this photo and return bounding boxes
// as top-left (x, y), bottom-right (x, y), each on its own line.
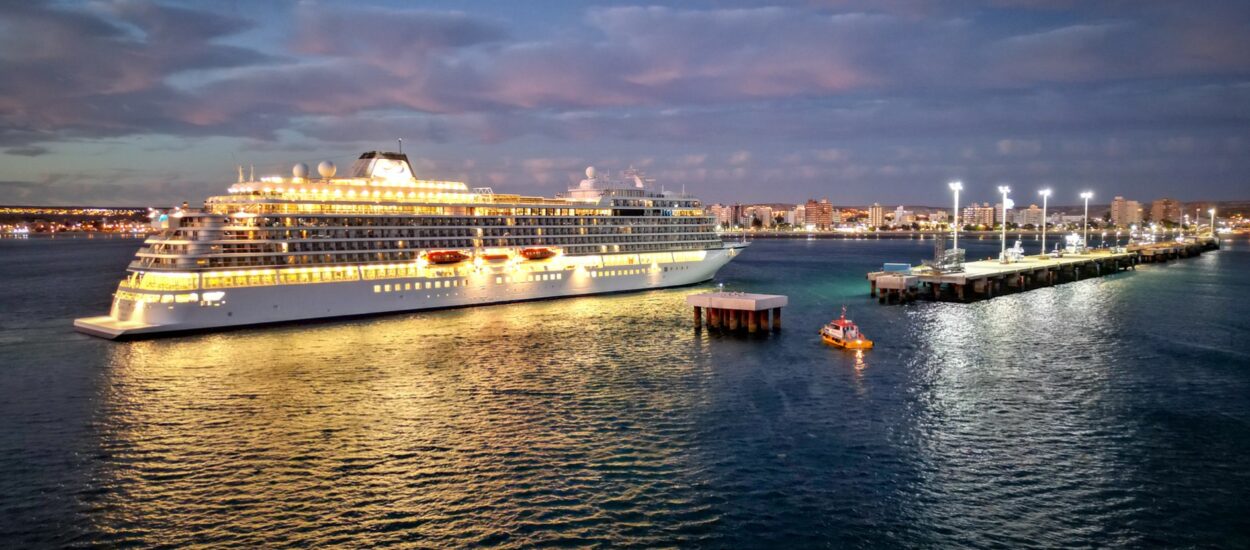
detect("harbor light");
top-left (1039, 188), bottom-right (1051, 256)
top-left (1080, 191), bottom-right (1093, 251)
top-left (948, 181), bottom-right (962, 253)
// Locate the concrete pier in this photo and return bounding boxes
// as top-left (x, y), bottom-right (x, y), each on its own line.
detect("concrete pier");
top-left (868, 238), bottom-right (1218, 305)
top-left (687, 292), bottom-right (788, 334)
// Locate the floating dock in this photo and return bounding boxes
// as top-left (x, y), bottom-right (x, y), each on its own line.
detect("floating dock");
top-left (868, 238), bottom-right (1218, 304)
top-left (687, 291), bottom-right (787, 333)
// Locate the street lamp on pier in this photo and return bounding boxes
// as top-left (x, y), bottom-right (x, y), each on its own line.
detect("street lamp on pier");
top-left (949, 181), bottom-right (962, 253)
top-left (1080, 191), bottom-right (1093, 252)
top-left (1209, 208), bottom-right (1217, 244)
top-left (1039, 188), bottom-right (1051, 256)
top-left (998, 185), bottom-right (1011, 262)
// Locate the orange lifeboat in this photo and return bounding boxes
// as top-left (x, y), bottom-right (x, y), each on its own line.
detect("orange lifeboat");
top-left (426, 250), bottom-right (468, 264)
top-left (480, 251), bottom-right (510, 262)
top-left (521, 247), bottom-right (556, 260)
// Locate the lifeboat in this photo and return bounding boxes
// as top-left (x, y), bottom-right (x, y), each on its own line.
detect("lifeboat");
top-left (479, 251), bottom-right (510, 262)
top-left (820, 307), bottom-right (873, 350)
top-left (520, 247), bottom-right (556, 260)
top-left (425, 250), bottom-right (468, 264)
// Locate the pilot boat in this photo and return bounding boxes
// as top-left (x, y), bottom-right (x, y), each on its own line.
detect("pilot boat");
top-left (820, 307), bottom-right (873, 350)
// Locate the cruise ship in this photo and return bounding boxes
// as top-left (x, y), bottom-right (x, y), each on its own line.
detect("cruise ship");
top-left (74, 151), bottom-right (745, 339)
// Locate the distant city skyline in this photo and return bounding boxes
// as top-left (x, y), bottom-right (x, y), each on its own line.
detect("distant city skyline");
top-left (2, 1), bottom-right (1249, 206)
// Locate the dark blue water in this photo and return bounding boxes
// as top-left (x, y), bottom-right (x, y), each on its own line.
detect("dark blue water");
top-left (2, 236), bottom-right (1249, 548)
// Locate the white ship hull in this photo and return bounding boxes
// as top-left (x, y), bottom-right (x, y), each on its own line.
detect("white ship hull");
top-left (75, 246), bottom-right (742, 339)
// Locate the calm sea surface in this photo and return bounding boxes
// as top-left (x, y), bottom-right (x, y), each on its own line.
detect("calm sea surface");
top-left (2, 237), bottom-right (1249, 548)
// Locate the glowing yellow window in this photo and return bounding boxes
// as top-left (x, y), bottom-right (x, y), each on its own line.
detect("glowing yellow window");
top-left (384, 284), bottom-right (392, 292)
top-left (374, 285), bottom-right (381, 293)
top-left (424, 282), bottom-right (431, 289)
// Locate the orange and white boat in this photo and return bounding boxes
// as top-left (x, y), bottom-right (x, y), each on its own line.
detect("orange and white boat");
top-left (426, 250), bottom-right (468, 264)
top-left (479, 250), bottom-right (511, 262)
top-left (520, 247), bottom-right (557, 260)
top-left (820, 307), bottom-right (873, 350)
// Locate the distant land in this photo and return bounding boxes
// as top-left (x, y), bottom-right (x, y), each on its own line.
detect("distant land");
top-left (722, 200), bottom-right (1250, 217)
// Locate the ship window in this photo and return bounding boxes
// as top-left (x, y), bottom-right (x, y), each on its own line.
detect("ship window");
top-left (374, 285), bottom-right (381, 293)
top-left (384, 284), bottom-right (392, 292)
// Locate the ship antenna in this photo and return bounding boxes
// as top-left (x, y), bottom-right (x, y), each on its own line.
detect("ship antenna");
top-left (237, 165), bottom-right (244, 183)
top-left (249, 164), bottom-right (254, 182)
top-left (398, 138), bottom-right (403, 154)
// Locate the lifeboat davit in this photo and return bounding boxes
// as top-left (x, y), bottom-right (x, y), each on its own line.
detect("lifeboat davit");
top-left (520, 247), bottom-right (556, 260)
top-left (820, 307), bottom-right (873, 350)
top-left (426, 250), bottom-right (468, 264)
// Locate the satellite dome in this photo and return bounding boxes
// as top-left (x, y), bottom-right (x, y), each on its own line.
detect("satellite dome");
top-left (585, 166), bottom-right (596, 179)
top-left (317, 160), bottom-right (336, 178)
top-left (293, 163), bottom-right (309, 178)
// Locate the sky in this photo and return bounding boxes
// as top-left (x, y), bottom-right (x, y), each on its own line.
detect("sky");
top-left (1, 0), bottom-right (1249, 207)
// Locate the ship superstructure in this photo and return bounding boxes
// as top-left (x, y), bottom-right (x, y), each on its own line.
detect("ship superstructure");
top-left (75, 151), bottom-right (744, 338)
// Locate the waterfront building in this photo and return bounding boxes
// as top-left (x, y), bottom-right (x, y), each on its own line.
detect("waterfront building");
top-left (894, 206), bottom-right (915, 227)
top-left (1049, 213), bottom-right (1086, 227)
top-left (1149, 198), bottom-right (1182, 224)
top-left (1110, 196), bottom-right (1143, 227)
top-left (805, 198), bottom-right (835, 230)
top-left (74, 152), bottom-right (743, 338)
top-left (930, 210), bottom-right (949, 224)
top-left (793, 204), bottom-right (806, 227)
top-left (708, 204), bottom-right (732, 227)
top-left (1016, 204), bottom-right (1044, 227)
top-left (743, 205), bottom-right (774, 227)
top-left (962, 202), bottom-right (996, 227)
top-left (868, 203), bottom-right (885, 228)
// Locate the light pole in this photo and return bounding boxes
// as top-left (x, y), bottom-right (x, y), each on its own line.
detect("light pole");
top-left (1039, 188), bottom-right (1051, 256)
top-left (998, 185), bottom-right (1011, 261)
top-left (1209, 208), bottom-right (1217, 243)
top-left (949, 181), bottom-right (962, 253)
top-left (1080, 191), bottom-right (1093, 252)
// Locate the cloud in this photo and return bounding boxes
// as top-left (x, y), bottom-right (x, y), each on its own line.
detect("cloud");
top-left (0, 1), bottom-right (270, 146)
top-left (5, 145), bottom-right (48, 157)
top-left (2, 1), bottom-right (1250, 204)
top-left (997, 139), bottom-right (1042, 156)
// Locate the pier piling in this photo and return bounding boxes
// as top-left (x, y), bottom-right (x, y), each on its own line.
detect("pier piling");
top-left (687, 292), bottom-right (788, 335)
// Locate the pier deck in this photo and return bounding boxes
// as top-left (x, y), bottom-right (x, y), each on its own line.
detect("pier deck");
top-left (687, 291), bottom-right (787, 333)
top-left (868, 238), bottom-right (1218, 304)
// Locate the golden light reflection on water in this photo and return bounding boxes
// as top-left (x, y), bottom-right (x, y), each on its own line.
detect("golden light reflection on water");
top-left (89, 290), bottom-right (724, 546)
